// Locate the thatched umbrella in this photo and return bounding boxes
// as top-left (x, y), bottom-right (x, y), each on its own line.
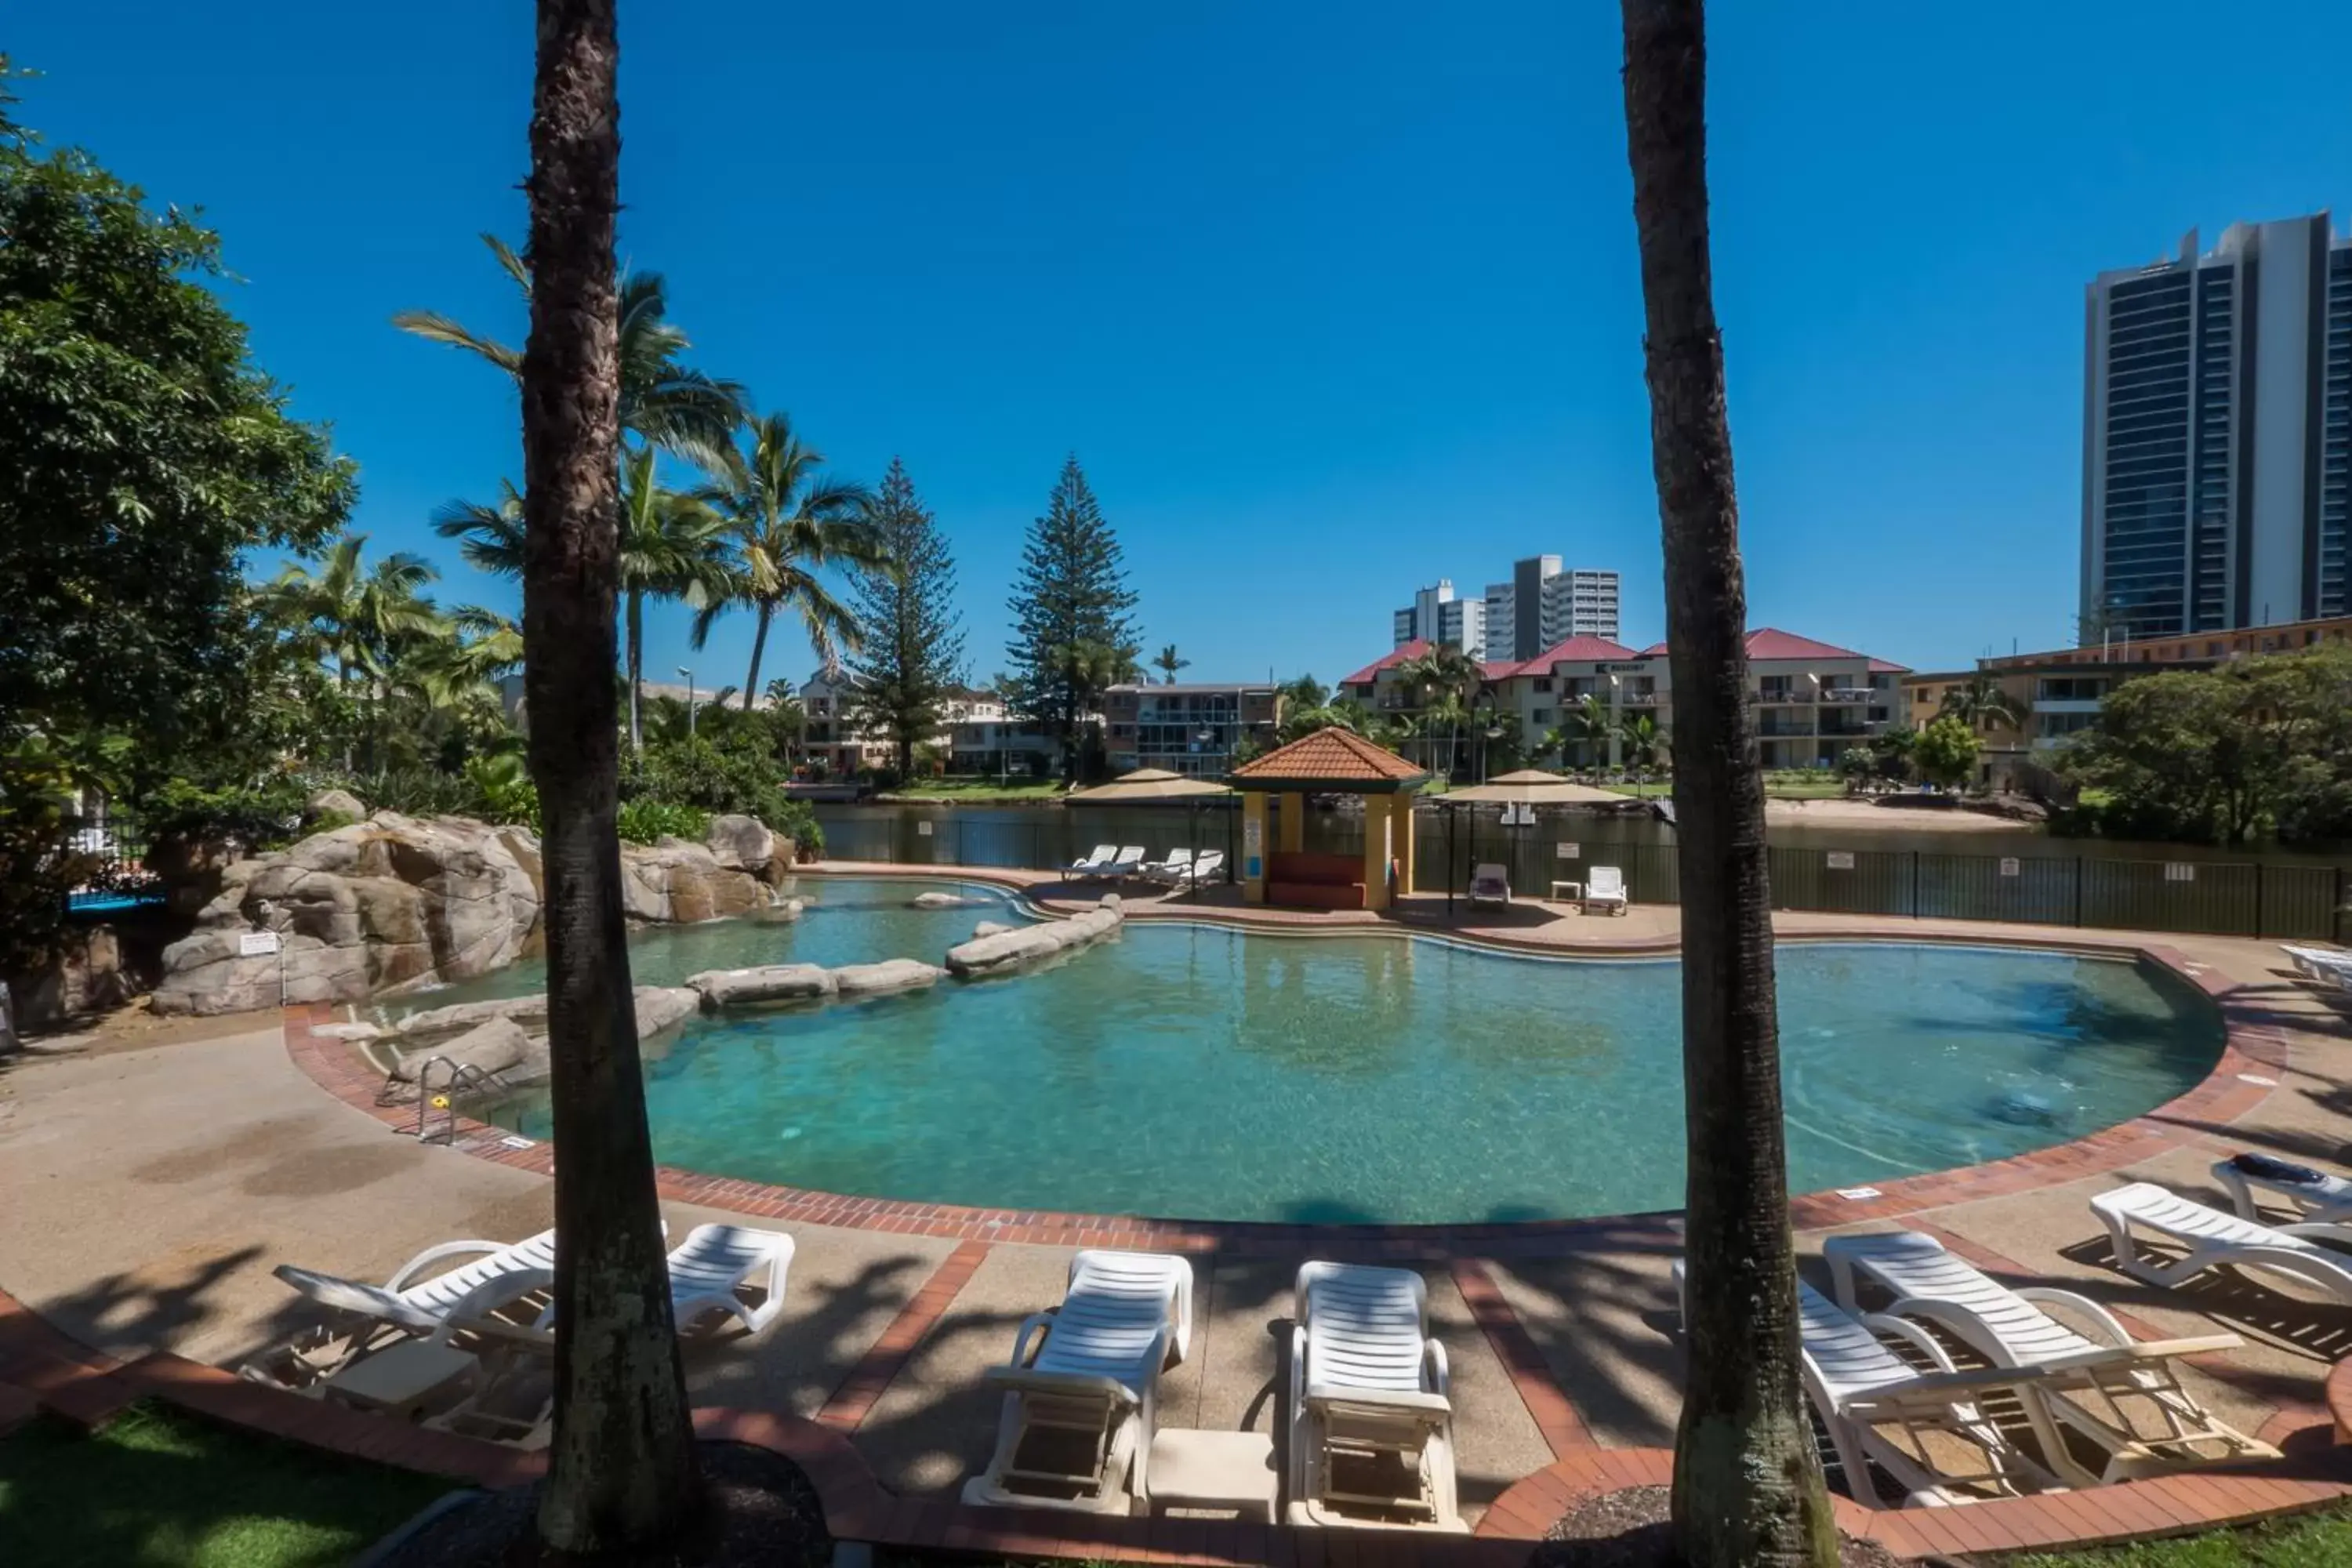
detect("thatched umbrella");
top-left (1436, 770), bottom-right (1623, 913)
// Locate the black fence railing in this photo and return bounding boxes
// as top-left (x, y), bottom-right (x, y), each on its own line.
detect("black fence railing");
top-left (816, 805), bottom-right (2350, 943)
top-left (61, 821), bottom-right (165, 915)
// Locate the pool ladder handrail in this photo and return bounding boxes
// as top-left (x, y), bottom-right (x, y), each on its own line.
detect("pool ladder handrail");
top-left (383, 1055), bottom-right (510, 1144)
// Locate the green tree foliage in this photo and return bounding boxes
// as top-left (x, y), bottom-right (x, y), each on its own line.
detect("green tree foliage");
top-left (1938, 670), bottom-right (2026, 736)
top-left (0, 72), bottom-right (354, 967)
top-left (845, 459), bottom-right (966, 779)
top-left (1911, 714), bottom-right (1981, 790)
top-left (1153, 644), bottom-right (1189, 683)
top-left (2061, 647), bottom-right (2352, 845)
top-left (1004, 456), bottom-right (1139, 779)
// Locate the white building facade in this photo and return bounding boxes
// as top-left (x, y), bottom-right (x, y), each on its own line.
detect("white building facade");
top-left (1390, 579), bottom-right (1486, 657)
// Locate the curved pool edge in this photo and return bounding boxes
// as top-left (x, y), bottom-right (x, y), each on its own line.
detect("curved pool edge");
top-left (281, 881), bottom-right (2280, 1254)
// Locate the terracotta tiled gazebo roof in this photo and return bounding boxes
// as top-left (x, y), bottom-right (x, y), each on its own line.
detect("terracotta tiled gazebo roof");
top-left (1227, 729), bottom-right (1430, 793)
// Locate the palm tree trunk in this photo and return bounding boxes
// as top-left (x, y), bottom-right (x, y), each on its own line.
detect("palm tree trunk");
top-left (1620, 3), bottom-right (1836, 1566)
top-left (517, 0), bottom-right (701, 1553)
top-left (742, 601), bottom-right (772, 713)
top-left (626, 586), bottom-right (644, 753)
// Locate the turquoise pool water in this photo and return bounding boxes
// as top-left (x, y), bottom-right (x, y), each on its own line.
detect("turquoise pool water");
top-left (459, 877), bottom-right (2223, 1225)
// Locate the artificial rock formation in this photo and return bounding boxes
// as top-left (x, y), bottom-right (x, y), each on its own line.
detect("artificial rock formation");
top-left (943, 896), bottom-right (1122, 979)
top-left (686, 964), bottom-right (836, 1010)
top-left (830, 958), bottom-right (946, 996)
top-left (152, 809), bottom-right (798, 1015)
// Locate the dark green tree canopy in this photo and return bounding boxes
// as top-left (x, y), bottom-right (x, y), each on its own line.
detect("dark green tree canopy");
top-left (846, 458), bottom-right (966, 776)
top-left (0, 114), bottom-right (355, 756)
top-left (1003, 456), bottom-right (1138, 773)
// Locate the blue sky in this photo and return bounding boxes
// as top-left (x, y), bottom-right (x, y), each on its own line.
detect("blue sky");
top-left (15, 3), bottom-right (2351, 686)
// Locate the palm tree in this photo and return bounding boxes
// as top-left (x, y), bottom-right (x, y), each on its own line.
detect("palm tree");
top-left (690, 412), bottom-right (880, 710)
top-left (1621, 3), bottom-right (1835, 1564)
top-left (515, 0), bottom-right (699, 1552)
top-left (260, 535), bottom-right (445, 768)
top-left (397, 238), bottom-right (746, 472)
top-left (1940, 671), bottom-right (2026, 738)
top-left (1619, 711), bottom-right (1665, 794)
top-left (619, 448), bottom-right (734, 749)
top-left (1392, 644), bottom-right (1482, 775)
top-left (1153, 644), bottom-right (1190, 684)
top-left (1561, 693), bottom-right (1619, 771)
top-left (430, 481), bottom-right (526, 576)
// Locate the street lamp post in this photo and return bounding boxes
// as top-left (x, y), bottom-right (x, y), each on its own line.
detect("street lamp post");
top-left (677, 666), bottom-right (696, 739)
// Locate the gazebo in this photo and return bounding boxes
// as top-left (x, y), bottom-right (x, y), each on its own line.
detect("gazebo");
top-left (1225, 730), bottom-right (1429, 910)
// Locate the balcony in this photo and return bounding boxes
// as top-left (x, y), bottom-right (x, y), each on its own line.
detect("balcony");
top-left (1755, 690), bottom-right (1813, 705)
top-left (2033, 698), bottom-right (2104, 714)
top-left (1818, 686), bottom-right (1875, 702)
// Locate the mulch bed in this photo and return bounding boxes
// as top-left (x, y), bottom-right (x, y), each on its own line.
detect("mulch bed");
top-left (369, 1441), bottom-right (829, 1568)
top-left (1531, 1485), bottom-right (1904, 1568)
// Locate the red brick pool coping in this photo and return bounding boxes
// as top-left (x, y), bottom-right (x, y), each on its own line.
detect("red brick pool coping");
top-left (8, 878), bottom-right (2345, 1562)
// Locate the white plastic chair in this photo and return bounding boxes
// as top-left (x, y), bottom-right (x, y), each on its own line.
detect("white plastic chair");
top-left (1468, 864), bottom-right (1510, 908)
top-left (1287, 1261), bottom-right (1463, 1532)
top-left (1583, 866), bottom-right (1628, 915)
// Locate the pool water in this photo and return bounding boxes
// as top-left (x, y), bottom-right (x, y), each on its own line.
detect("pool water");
top-left (462, 879), bottom-right (2222, 1225)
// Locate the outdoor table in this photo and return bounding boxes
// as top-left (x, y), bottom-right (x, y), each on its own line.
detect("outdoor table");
top-left (1548, 879), bottom-right (1584, 903)
top-left (321, 1339), bottom-right (477, 1419)
top-left (1143, 1428), bottom-right (1278, 1520)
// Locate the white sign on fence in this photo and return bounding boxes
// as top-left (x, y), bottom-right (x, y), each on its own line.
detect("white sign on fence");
top-left (1555, 841), bottom-right (1581, 860)
top-left (2164, 862), bottom-right (2196, 883)
top-left (1825, 851), bottom-right (1855, 870)
top-left (916, 820), bottom-right (932, 837)
top-left (239, 930), bottom-right (281, 957)
top-left (1999, 857), bottom-right (2020, 878)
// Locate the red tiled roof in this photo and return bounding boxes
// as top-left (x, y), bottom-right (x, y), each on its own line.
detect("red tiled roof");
top-left (1636, 641), bottom-right (1668, 658)
top-left (1744, 626), bottom-right (1867, 662)
top-left (1339, 640), bottom-right (1428, 687)
top-left (1867, 657), bottom-right (1911, 673)
top-left (1478, 659), bottom-right (1521, 681)
top-left (1502, 635), bottom-right (1640, 675)
top-left (1229, 728), bottom-right (1428, 784)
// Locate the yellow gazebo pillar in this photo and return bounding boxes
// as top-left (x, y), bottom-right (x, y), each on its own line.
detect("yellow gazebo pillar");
top-left (1242, 790), bottom-right (1269, 905)
top-left (1393, 793), bottom-right (1418, 895)
top-left (1277, 793), bottom-right (1305, 855)
top-left (1360, 791), bottom-right (1394, 911)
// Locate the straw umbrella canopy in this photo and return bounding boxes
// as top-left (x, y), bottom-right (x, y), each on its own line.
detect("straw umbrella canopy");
top-left (1436, 770), bottom-right (1622, 914)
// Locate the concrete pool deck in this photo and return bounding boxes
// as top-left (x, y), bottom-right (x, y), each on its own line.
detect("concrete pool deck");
top-left (8, 884), bottom-right (2352, 1561)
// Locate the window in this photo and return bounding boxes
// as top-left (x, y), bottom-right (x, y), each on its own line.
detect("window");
top-left (1532, 677), bottom-right (1553, 692)
top-left (1530, 708), bottom-right (1552, 725)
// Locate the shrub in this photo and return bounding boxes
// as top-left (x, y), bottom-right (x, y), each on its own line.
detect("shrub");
top-left (136, 777), bottom-right (308, 850)
top-left (462, 753), bottom-right (540, 832)
top-left (354, 767), bottom-right (475, 818)
top-left (615, 798), bottom-right (710, 846)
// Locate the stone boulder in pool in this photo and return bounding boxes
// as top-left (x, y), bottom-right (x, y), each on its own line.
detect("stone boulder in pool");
top-left (945, 896), bottom-right (1122, 979)
top-left (688, 963), bottom-right (837, 1010)
top-left (703, 813), bottom-right (796, 882)
top-left (832, 958), bottom-right (946, 996)
top-left (910, 891), bottom-right (975, 909)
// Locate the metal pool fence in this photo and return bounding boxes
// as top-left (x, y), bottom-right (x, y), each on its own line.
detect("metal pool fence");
top-left (815, 806), bottom-right (2349, 943)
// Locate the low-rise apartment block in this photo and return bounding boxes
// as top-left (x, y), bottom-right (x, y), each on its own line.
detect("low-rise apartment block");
top-left (1104, 681), bottom-right (1282, 776)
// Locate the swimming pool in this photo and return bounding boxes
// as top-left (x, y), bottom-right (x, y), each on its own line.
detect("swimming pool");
top-left (451, 877), bottom-right (2223, 1225)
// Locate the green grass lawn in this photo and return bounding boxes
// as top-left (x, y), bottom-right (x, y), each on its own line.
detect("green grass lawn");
top-left (2013, 1505), bottom-right (2352, 1568)
top-left (0, 1402), bottom-right (452, 1568)
top-left (876, 778), bottom-right (1067, 801)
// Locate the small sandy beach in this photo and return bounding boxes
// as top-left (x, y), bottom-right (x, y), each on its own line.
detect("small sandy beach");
top-left (1763, 797), bottom-right (2034, 833)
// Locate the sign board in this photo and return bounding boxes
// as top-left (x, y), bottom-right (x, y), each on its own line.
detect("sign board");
top-left (2164, 862), bottom-right (2195, 883)
top-left (1555, 841), bottom-right (1581, 860)
top-left (1243, 817), bottom-right (1262, 855)
top-left (1998, 857), bottom-right (2020, 878)
top-left (239, 930), bottom-right (281, 957)
top-left (1597, 661), bottom-right (1648, 673)
top-left (916, 820), bottom-right (932, 837)
top-left (1825, 851), bottom-right (1854, 870)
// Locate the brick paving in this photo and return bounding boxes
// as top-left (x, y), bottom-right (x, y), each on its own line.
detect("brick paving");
top-left (10, 866), bottom-right (2352, 1561)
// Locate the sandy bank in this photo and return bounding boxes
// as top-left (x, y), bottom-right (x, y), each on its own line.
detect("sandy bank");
top-left (1764, 797), bottom-right (2034, 833)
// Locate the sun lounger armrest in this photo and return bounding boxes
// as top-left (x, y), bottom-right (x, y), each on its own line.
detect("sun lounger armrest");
top-left (445, 1265), bottom-right (554, 1330)
top-left (2011, 1287), bottom-right (2136, 1347)
top-left (1857, 1310), bottom-right (1962, 1374)
top-left (383, 1240), bottom-right (510, 1292)
top-left (1423, 1338), bottom-right (1450, 1397)
top-left (1838, 1361), bottom-right (2059, 1417)
top-left (1303, 1384), bottom-right (1454, 1418)
top-left (983, 1367), bottom-right (1141, 1408)
top-left (2037, 1334), bottom-right (2245, 1374)
top-left (2276, 1221), bottom-right (2352, 1247)
top-left (1007, 1311), bottom-right (1055, 1367)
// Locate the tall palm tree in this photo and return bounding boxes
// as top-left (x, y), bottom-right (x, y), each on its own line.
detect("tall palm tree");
top-left (430, 481), bottom-right (526, 576)
top-left (516, 0), bottom-right (699, 1552)
top-left (260, 535), bottom-right (445, 768)
top-left (1392, 644), bottom-right (1482, 775)
top-left (1621, 3), bottom-right (1835, 1565)
top-left (620, 448), bottom-right (735, 748)
top-left (690, 412), bottom-right (880, 710)
top-left (397, 238), bottom-right (746, 471)
top-left (1562, 692), bottom-right (1619, 771)
top-left (1619, 711), bottom-right (1665, 794)
top-left (1940, 670), bottom-right (2026, 737)
top-left (1153, 644), bottom-right (1189, 684)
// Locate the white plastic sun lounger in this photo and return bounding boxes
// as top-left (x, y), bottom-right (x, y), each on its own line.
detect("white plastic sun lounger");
top-left (1141, 847), bottom-right (1193, 884)
top-left (2091, 1181), bottom-right (2352, 1303)
top-left (1181, 850), bottom-right (1226, 887)
top-left (962, 1249), bottom-right (1193, 1515)
top-left (2278, 944), bottom-right (2352, 980)
top-left (1583, 866), bottom-right (1628, 916)
top-left (1468, 864), bottom-right (1510, 909)
top-left (2212, 1153), bottom-right (2352, 1225)
top-left (1102, 845), bottom-right (1149, 879)
top-left (1675, 1261), bottom-right (2063, 1508)
top-left (441, 1224), bottom-right (794, 1346)
top-left (1824, 1229), bottom-right (2269, 1484)
top-left (271, 1229), bottom-right (560, 1352)
top-left (1062, 844), bottom-right (1120, 880)
top-left (1287, 1262), bottom-right (1464, 1532)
